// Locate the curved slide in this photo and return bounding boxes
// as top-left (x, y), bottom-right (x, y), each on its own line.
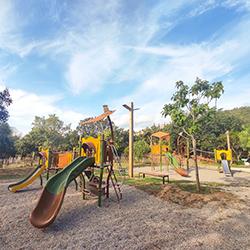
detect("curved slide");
top-left (30, 156), bottom-right (95, 228)
top-left (165, 152), bottom-right (189, 177)
top-left (8, 164), bottom-right (46, 192)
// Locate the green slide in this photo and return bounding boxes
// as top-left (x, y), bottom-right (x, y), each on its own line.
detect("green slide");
top-left (165, 152), bottom-right (189, 177)
top-left (30, 156), bottom-right (95, 228)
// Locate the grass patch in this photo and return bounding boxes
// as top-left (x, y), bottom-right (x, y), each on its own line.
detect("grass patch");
top-left (120, 176), bottom-right (225, 195)
top-left (231, 164), bottom-right (250, 168)
top-left (169, 180), bottom-right (225, 194)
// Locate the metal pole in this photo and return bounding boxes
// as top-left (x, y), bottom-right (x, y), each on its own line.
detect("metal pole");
top-left (129, 102), bottom-right (134, 177)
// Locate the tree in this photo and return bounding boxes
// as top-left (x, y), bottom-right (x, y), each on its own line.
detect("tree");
top-left (0, 88), bottom-right (12, 123)
top-left (197, 110), bottom-right (243, 153)
top-left (112, 126), bottom-right (129, 155)
top-left (15, 133), bottom-right (35, 156)
top-left (16, 114), bottom-right (76, 155)
top-left (0, 123), bottom-right (16, 158)
top-left (134, 140), bottom-right (150, 162)
top-left (162, 78), bottom-right (224, 192)
top-left (238, 125), bottom-right (250, 154)
top-left (59, 129), bottom-right (79, 151)
top-left (78, 119), bottom-right (129, 155)
top-left (77, 118), bottom-right (110, 138)
top-left (222, 106), bottom-right (250, 125)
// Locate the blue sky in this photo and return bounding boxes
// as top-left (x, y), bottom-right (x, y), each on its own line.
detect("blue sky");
top-left (0, 0), bottom-right (250, 134)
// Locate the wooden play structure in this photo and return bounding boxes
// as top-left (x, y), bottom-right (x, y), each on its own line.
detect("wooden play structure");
top-left (39, 147), bottom-right (76, 179)
top-left (214, 131), bottom-right (233, 176)
top-left (29, 106), bottom-right (123, 228)
top-left (138, 131), bottom-right (189, 181)
top-left (150, 131), bottom-right (170, 171)
top-left (214, 149), bottom-right (232, 162)
top-left (9, 106), bottom-right (124, 228)
top-left (214, 149), bottom-right (233, 176)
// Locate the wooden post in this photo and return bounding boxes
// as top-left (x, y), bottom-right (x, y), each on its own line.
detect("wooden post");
top-left (129, 102), bottom-right (134, 178)
top-left (98, 134), bottom-right (104, 207)
top-left (160, 139), bottom-right (162, 172)
top-left (226, 130), bottom-right (232, 168)
top-left (123, 102), bottom-right (139, 178)
top-left (78, 136), bottom-right (82, 157)
top-left (150, 135), bottom-right (153, 170)
top-left (226, 130), bottom-right (231, 150)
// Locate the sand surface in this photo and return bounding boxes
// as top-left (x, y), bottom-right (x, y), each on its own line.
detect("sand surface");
top-left (1, 171), bottom-right (250, 250)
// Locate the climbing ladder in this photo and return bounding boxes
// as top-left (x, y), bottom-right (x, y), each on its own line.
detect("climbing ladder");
top-left (110, 144), bottom-right (127, 178)
top-left (107, 166), bottom-right (122, 201)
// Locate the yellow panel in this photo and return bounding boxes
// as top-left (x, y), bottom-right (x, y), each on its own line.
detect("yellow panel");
top-left (81, 136), bottom-right (100, 163)
top-left (151, 145), bottom-right (169, 155)
top-left (214, 149), bottom-right (232, 161)
top-left (39, 148), bottom-right (50, 169)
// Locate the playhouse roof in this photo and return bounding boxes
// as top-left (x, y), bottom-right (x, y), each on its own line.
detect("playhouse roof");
top-left (80, 110), bottom-right (115, 125)
top-left (151, 131), bottom-right (170, 140)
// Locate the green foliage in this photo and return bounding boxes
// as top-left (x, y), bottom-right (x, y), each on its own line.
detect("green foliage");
top-left (0, 123), bottom-right (16, 157)
top-left (0, 88), bottom-right (12, 123)
top-left (238, 125), bottom-right (250, 151)
top-left (162, 77), bottom-right (224, 192)
top-left (15, 134), bottom-right (35, 156)
top-left (134, 140), bottom-right (150, 161)
top-left (197, 110), bottom-right (243, 151)
top-left (222, 106), bottom-right (250, 125)
top-left (162, 78), bottom-right (224, 137)
top-left (78, 120), bottom-right (129, 155)
top-left (16, 114), bottom-right (78, 155)
top-left (60, 129), bottom-right (79, 151)
top-left (77, 118), bottom-right (110, 137)
top-left (113, 126), bottom-right (129, 155)
top-left (124, 146), bottom-right (129, 157)
top-left (135, 124), bottom-right (165, 144)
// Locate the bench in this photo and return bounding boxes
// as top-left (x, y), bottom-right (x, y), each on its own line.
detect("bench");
top-left (139, 171), bottom-right (169, 184)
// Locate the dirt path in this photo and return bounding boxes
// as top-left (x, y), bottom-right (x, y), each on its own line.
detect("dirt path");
top-left (1, 177), bottom-right (250, 250)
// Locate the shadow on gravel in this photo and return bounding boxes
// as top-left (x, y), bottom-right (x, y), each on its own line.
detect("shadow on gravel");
top-left (43, 202), bottom-right (97, 233)
top-left (41, 187), bottom-right (147, 232)
top-left (224, 176), bottom-right (250, 187)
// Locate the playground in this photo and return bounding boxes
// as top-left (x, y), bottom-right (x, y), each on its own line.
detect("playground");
top-left (1, 103), bottom-right (250, 249)
top-left (1, 166), bottom-right (250, 249)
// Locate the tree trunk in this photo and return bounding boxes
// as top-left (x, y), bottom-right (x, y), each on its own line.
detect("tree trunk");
top-left (192, 137), bottom-right (201, 192)
top-left (186, 138), bottom-right (190, 171)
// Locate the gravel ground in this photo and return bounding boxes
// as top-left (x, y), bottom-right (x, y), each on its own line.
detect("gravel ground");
top-left (0, 175), bottom-right (250, 250)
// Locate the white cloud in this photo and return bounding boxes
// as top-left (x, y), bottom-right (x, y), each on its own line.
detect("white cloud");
top-left (66, 45), bottom-right (121, 94)
top-left (1, 0), bottom-right (250, 134)
top-left (112, 31), bottom-right (250, 129)
top-left (222, 0), bottom-right (250, 11)
top-left (39, 0), bottom-right (197, 93)
top-left (0, 84), bottom-right (87, 135)
top-left (0, 1), bottom-right (45, 58)
top-left (0, 64), bottom-right (17, 81)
